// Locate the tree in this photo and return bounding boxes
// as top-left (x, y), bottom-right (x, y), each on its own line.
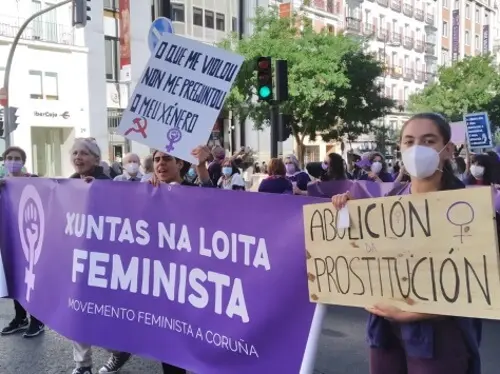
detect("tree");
top-left (408, 55), bottom-right (500, 128)
top-left (221, 7), bottom-right (394, 164)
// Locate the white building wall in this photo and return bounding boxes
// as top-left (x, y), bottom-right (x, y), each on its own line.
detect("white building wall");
top-left (0, 0), bottom-right (88, 177)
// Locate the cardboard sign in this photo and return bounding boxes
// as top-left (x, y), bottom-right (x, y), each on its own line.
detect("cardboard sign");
top-left (117, 33), bottom-right (244, 164)
top-left (303, 187), bottom-right (500, 319)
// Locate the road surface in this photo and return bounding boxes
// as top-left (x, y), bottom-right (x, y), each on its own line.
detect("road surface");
top-left (0, 300), bottom-right (499, 373)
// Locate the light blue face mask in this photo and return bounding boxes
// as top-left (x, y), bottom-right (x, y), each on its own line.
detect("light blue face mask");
top-left (222, 167), bottom-right (232, 176)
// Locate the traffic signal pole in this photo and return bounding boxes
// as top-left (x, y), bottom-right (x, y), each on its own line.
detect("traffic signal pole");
top-left (2, 0), bottom-right (72, 147)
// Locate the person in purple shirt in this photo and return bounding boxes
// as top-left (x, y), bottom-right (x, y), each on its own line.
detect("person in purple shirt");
top-left (358, 151), bottom-right (394, 182)
top-left (332, 112), bottom-right (483, 374)
top-left (284, 154), bottom-right (311, 195)
top-left (258, 158), bottom-right (293, 194)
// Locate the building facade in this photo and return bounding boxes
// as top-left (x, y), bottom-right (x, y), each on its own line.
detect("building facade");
top-left (0, 0), bottom-right (88, 177)
top-left (439, 0), bottom-right (495, 65)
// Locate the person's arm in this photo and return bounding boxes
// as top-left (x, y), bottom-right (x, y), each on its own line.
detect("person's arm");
top-left (192, 146), bottom-right (212, 186)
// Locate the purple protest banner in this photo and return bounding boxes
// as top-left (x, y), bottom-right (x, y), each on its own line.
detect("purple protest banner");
top-left (1, 178), bottom-right (322, 374)
top-left (308, 180), bottom-right (500, 211)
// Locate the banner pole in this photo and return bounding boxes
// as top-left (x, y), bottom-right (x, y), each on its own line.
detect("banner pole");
top-left (299, 304), bottom-right (326, 374)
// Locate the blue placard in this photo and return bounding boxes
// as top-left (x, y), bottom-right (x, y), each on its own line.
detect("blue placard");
top-left (148, 17), bottom-right (174, 54)
top-left (464, 112), bottom-right (493, 149)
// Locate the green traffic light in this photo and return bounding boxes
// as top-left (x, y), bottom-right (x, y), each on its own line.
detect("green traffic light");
top-left (259, 86), bottom-right (271, 99)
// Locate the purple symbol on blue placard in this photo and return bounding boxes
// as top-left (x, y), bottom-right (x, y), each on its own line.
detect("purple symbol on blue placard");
top-left (165, 128), bottom-right (182, 152)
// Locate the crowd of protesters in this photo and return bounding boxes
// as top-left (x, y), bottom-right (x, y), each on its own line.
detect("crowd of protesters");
top-left (0, 112), bottom-right (499, 374)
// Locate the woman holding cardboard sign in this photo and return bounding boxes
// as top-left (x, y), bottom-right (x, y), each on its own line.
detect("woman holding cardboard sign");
top-left (331, 113), bottom-right (482, 374)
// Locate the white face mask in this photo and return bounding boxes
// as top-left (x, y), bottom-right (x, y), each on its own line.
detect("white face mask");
top-left (125, 162), bottom-right (139, 174)
top-left (470, 165), bottom-right (485, 179)
top-left (401, 145), bottom-right (441, 179)
top-left (370, 161), bottom-right (383, 174)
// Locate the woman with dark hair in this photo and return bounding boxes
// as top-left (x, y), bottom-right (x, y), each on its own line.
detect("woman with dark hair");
top-left (146, 145), bottom-right (212, 374)
top-left (331, 113), bottom-right (482, 374)
top-left (466, 153), bottom-right (496, 186)
top-left (321, 152), bottom-right (348, 181)
top-left (284, 154), bottom-right (311, 195)
top-left (453, 156), bottom-right (468, 182)
top-left (258, 158), bottom-right (293, 194)
top-left (0, 146), bottom-right (44, 339)
top-left (218, 158), bottom-right (245, 190)
top-left (358, 152), bottom-right (394, 182)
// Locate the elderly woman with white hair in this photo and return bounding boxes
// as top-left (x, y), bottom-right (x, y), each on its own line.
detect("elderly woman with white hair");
top-left (113, 153), bottom-right (142, 182)
top-left (68, 138), bottom-right (133, 374)
top-left (283, 154), bottom-right (311, 195)
top-left (69, 138), bottom-right (110, 181)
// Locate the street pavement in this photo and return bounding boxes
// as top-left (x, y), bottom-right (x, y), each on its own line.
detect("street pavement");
top-left (0, 299), bottom-right (499, 373)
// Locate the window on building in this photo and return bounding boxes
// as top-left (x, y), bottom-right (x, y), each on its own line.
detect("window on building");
top-left (171, 3), bottom-right (185, 22)
top-left (391, 84), bottom-right (397, 98)
top-left (44, 72), bottom-right (59, 100)
top-left (327, 25), bottom-right (334, 33)
top-left (205, 10), bottom-right (214, 29)
top-left (403, 86), bottom-right (409, 101)
top-left (485, 12), bottom-right (489, 23)
top-left (232, 17), bottom-right (238, 32)
top-left (465, 3), bottom-right (470, 18)
top-left (475, 34), bottom-right (480, 49)
top-left (391, 51), bottom-right (397, 65)
top-left (216, 13), bottom-right (225, 31)
top-left (465, 30), bottom-right (470, 45)
top-left (441, 50), bottom-right (448, 65)
top-left (32, 0), bottom-right (43, 39)
top-left (454, 0), bottom-right (459, 9)
top-left (442, 21), bottom-right (448, 37)
top-left (476, 8), bottom-right (480, 23)
top-left (193, 7), bottom-right (203, 26)
top-left (404, 24), bottom-right (409, 37)
top-left (104, 36), bottom-right (119, 81)
top-left (103, 0), bottom-right (119, 10)
top-left (404, 55), bottom-right (409, 68)
top-left (29, 70), bottom-right (43, 99)
top-left (443, 0), bottom-right (449, 7)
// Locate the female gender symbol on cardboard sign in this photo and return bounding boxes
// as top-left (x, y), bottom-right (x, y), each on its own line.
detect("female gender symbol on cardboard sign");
top-left (165, 128), bottom-right (182, 152)
top-left (446, 201), bottom-right (475, 244)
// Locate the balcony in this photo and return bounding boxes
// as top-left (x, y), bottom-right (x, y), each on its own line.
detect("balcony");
top-left (425, 42), bottom-right (436, 56)
top-left (363, 22), bottom-right (375, 36)
top-left (425, 13), bottom-right (435, 27)
top-left (414, 70), bottom-right (425, 82)
top-left (307, 0), bottom-right (342, 15)
top-left (377, 28), bottom-right (389, 41)
top-left (391, 65), bottom-right (403, 78)
top-left (415, 9), bottom-right (424, 21)
top-left (390, 0), bottom-right (402, 11)
top-left (403, 68), bottom-right (414, 81)
top-left (345, 17), bottom-right (362, 33)
top-left (0, 17), bottom-right (76, 46)
top-left (403, 3), bottom-right (414, 16)
top-left (403, 36), bottom-right (414, 49)
top-left (377, 0), bottom-right (389, 6)
top-left (415, 39), bottom-right (425, 52)
top-left (425, 71), bottom-right (436, 83)
top-left (391, 32), bottom-right (402, 45)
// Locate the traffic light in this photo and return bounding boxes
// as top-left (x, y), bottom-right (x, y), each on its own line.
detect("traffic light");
top-left (275, 60), bottom-right (289, 103)
top-left (8, 107), bottom-right (19, 133)
top-left (73, 0), bottom-right (91, 28)
top-left (256, 57), bottom-right (273, 101)
top-left (278, 114), bottom-right (292, 142)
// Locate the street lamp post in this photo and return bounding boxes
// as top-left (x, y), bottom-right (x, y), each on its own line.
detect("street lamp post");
top-left (2, 0), bottom-right (73, 148)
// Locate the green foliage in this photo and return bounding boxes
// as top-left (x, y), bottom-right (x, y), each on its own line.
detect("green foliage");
top-left (408, 55), bottom-right (500, 128)
top-left (220, 7), bottom-right (394, 159)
